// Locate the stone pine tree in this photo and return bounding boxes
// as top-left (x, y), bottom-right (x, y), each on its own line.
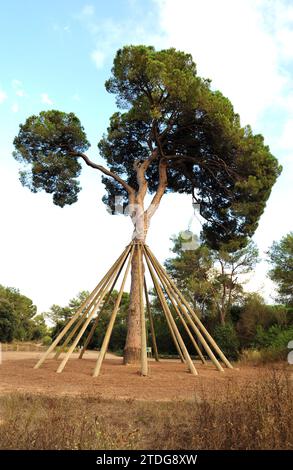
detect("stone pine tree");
top-left (13, 45), bottom-right (281, 363)
top-left (165, 234), bottom-right (259, 325)
top-left (267, 232), bottom-right (293, 306)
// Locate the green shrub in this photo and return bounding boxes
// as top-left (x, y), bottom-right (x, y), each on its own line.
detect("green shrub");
top-left (253, 325), bottom-right (293, 350)
top-left (240, 348), bottom-right (288, 365)
top-left (241, 325), bottom-right (293, 364)
top-left (213, 323), bottom-right (240, 360)
top-left (240, 349), bottom-right (262, 364)
top-left (0, 299), bottom-right (17, 343)
top-left (42, 335), bottom-right (52, 346)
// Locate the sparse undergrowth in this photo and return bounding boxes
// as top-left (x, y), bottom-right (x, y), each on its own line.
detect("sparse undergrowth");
top-left (0, 369), bottom-right (292, 450)
top-left (240, 348), bottom-right (288, 365)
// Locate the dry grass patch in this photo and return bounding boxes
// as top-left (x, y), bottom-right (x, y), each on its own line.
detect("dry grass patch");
top-left (0, 369), bottom-right (292, 450)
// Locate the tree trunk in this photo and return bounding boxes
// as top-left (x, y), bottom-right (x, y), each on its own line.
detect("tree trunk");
top-left (219, 262), bottom-right (226, 325)
top-left (123, 159), bottom-right (166, 364)
top-left (124, 244), bottom-right (143, 363)
top-left (219, 309), bottom-right (226, 326)
top-left (124, 197), bottom-right (148, 364)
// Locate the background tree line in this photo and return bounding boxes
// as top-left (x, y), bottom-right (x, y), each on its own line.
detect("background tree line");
top-left (0, 285), bottom-right (48, 343)
top-left (163, 231), bottom-right (293, 361)
top-left (1, 231), bottom-right (292, 362)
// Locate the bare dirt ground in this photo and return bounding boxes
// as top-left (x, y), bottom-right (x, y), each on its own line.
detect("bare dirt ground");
top-left (1, 351), bottom-right (291, 401)
top-left (1, 350), bottom-right (118, 361)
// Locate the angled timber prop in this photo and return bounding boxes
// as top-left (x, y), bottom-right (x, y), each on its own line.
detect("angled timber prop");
top-left (13, 46), bottom-right (281, 377)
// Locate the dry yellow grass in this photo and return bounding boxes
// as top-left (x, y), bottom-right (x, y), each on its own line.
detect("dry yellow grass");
top-left (0, 369), bottom-right (292, 450)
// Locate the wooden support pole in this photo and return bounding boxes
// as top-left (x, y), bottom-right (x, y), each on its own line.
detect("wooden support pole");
top-left (56, 246), bottom-right (132, 374)
top-left (79, 253), bottom-right (131, 359)
top-left (145, 246), bottom-right (224, 372)
top-left (143, 247), bottom-right (198, 376)
top-left (34, 245), bottom-right (131, 370)
top-left (57, 245), bottom-right (133, 359)
top-left (164, 303), bottom-right (185, 363)
top-left (54, 303), bottom-right (100, 360)
top-left (181, 304), bottom-right (226, 370)
top-left (147, 255), bottom-right (185, 363)
top-left (138, 244), bottom-right (148, 376)
top-left (153, 260), bottom-right (206, 365)
top-left (144, 276), bottom-right (159, 362)
top-left (54, 289), bottom-right (111, 360)
top-left (146, 250), bottom-right (207, 365)
top-left (145, 245), bottom-right (233, 370)
top-left (93, 245), bottom-right (135, 377)
top-left (77, 312), bottom-right (99, 360)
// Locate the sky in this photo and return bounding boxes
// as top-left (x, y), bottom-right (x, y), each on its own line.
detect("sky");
top-left (0, 0), bottom-right (292, 313)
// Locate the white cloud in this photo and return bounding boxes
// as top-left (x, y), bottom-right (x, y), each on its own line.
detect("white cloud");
top-left (91, 49), bottom-right (105, 69)
top-left (81, 4), bottom-right (95, 16)
top-left (155, 0), bottom-right (292, 127)
top-left (53, 23), bottom-right (71, 34)
top-left (279, 119), bottom-right (293, 150)
top-left (11, 103), bottom-right (19, 113)
top-left (12, 79), bottom-right (26, 97)
top-left (72, 93), bottom-right (81, 102)
top-left (12, 79), bottom-right (22, 88)
top-left (78, 4), bottom-right (160, 70)
top-left (41, 93), bottom-right (53, 105)
top-left (154, 0), bottom-right (293, 300)
top-left (265, 1), bottom-right (293, 60)
top-left (0, 89), bottom-right (7, 103)
top-left (0, 0), bottom-right (290, 312)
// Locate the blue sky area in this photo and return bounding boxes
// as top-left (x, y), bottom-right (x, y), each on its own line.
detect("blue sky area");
top-left (0, 0), bottom-right (158, 155)
top-left (0, 0), bottom-right (292, 311)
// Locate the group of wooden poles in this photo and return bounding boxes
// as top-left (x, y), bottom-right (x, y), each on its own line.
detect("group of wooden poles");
top-left (34, 241), bottom-right (233, 377)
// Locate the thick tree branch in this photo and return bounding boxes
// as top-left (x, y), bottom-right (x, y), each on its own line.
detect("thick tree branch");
top-left (135, 149), bottom-right (159, 201)
top-left (145, 159), bottom-right (168, 220)
top-left (71, 152), bottom-right (135, 197)
top-left (144, 149), bottom-right (159, 170)
top-left (134, 160), bottom-right (148, 203)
